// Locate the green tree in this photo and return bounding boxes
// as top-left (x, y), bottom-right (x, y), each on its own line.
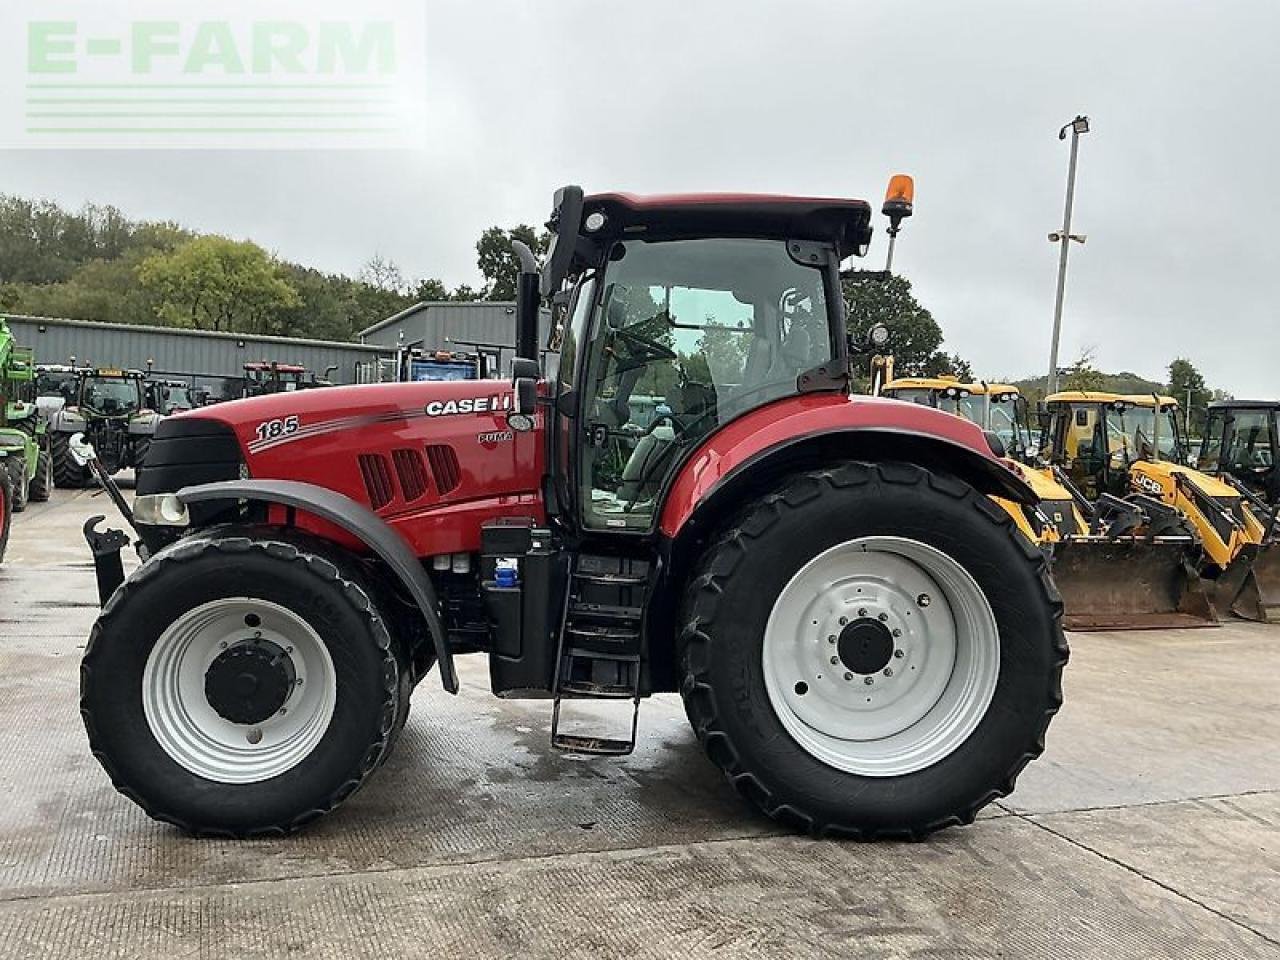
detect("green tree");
top-left (1168, 357), bottom-right (1212, 436)
top-left (844, 274), bottom-right (959, 376)
top-left (476, 225), bottom-right (550, 301)
top-left (137, 236), bottom-right (300, 334)
top-left (1063, 349), bottom-right (1105, 392)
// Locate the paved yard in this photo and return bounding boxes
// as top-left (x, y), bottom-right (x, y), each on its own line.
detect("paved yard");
top-left (0, 486), bottom-right (1276, 958)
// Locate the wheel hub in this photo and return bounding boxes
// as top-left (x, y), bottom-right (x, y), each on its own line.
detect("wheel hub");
top-left (204, 639), bottom-right (296, 725)
top-left (837, 619), bottom-right (895, 675)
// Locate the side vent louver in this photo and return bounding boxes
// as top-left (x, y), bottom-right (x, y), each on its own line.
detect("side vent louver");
top-left (392, 448), bottom-right (428, 502)
top-left (425, 444), bottom-right (461, 495)
top-left (357, 453), bottom-right (395, 510)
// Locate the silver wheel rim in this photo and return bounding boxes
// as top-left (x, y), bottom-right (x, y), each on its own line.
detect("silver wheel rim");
top-left (143, 598), bottom-right (337, 784)
top-left (762, 536), bottom-right (999, 777)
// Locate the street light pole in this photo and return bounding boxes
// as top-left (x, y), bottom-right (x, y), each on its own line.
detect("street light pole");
top-left (1046, 115), bottom-right (1091, 396)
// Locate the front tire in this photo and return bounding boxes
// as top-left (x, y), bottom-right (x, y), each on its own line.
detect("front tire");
top-left (0, 468), bottom-right (11, 563)
top-left (678, 461), bottom-right (1068, 838)
top-left (51, 432), bottom-right (88, 488)
top-left (28, 445), bottom-right (53, 502)
top-left (81, 528), bottom-right (401, 836)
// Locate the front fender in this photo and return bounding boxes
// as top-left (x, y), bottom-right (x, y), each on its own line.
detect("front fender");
top-left (659, 393), bottom-right (1035, 539)
top-left (177, 479), bottom-right (457, 694)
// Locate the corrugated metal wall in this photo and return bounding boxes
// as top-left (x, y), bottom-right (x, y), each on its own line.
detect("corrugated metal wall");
top-left (359, 301), bottom-right (557, 375)
top-left (3, 314), bottom-right (391, 397)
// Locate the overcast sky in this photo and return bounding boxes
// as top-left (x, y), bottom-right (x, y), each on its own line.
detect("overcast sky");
top-left (2, 0), bottom-right (1277, 396)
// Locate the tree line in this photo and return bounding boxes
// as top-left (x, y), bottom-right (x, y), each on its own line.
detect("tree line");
top-left (0, 194), bottom-right (1224, 425)
top-left (0, 195), bottom-right (548, 343)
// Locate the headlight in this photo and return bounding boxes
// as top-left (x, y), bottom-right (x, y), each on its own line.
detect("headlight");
top-left (133, 494), bottom-right (190, 527)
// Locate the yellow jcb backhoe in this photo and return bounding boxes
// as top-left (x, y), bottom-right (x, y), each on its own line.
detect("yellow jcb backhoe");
top-left (880, 376), bottom-right (1215, 630)
top-left (1042, 392), bottom-right (1278, 622)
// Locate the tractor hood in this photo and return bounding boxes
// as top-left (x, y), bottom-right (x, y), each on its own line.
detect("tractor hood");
top-left (182, 380), bottom-right (518, 454)
top-left (150, 380), bottom-right (544, 547)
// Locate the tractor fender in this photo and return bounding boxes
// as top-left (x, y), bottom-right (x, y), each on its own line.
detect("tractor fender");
top-left (659, 393), bottom-right (1037, 542)
top-left (176, 478), bottom-right (458, 694)
top-left (49, 407), bottom-right (85, 432)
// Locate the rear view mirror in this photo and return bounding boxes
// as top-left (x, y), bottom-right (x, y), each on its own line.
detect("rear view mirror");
top-left (509, 357), bottom-right (540, 429)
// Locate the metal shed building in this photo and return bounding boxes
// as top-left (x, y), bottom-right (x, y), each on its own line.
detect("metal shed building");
top-left (3, 314), bottom-right (392, 399)
top-left (358, 301), bottom-right (556, 375)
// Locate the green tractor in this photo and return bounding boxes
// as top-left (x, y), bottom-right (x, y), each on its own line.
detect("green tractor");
top-left (0, 319), bottom-right (53, 515)
top-left (47, 367), bottom-right (159, 487)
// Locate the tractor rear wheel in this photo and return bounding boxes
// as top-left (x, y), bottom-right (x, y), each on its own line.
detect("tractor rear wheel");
top-left (678, 461), bottom-right (1068, 838)
top-left (28, 445), bottom-right (52, 503)
top-left (50, 432), bottom-right (88, 488)
top-left (81, 527), bottom-right (401, 836)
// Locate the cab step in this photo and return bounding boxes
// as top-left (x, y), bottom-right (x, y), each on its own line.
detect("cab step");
top-left (550, 554), bottom-right (649, 756)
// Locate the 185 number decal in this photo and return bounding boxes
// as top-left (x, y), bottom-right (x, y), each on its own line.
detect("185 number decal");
top-left (255, 416), bottom-right (300, 442)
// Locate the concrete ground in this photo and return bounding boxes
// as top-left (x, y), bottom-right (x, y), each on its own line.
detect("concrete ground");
top-left (0, 485), bottom-right (1277, 959)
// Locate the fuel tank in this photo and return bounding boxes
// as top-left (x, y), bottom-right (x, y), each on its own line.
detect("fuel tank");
top-left (161, 380), bottom-right (545, 556)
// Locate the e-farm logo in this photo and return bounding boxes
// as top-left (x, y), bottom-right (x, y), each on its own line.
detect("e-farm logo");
top-left (1, 2), bottom-right (427, 149)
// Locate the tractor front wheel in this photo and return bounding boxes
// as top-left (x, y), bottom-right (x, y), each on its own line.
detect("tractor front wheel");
top-left (678, 461), bottom-right (1068, 838)
top-left (28, 444), bottom-right (53, 503)
top-left (0, 468), bottom-right (11, 563)
top-left (81, 527), bottom-right (401, 836)
top-left (50, 432), bottom-right (89, 489)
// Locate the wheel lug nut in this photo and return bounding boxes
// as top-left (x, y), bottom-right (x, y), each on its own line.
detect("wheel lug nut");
top-left (883, 668), bottom-right (893, 677)
top-left (863, 677), bottom-right (874, 686)
top-left (830, 656), bottom-right (839, 665)
top-left (916, 594), bottom-right (931, 608)
top-left (858, 608), bottom-right (867, 617)
top-left (894, 649), bottom-right (905, 659)
top-left (828, 635), bottom-right (836, 644)
top-left (878, 613), bottom-right (888, 622)
top-left (839, 616), bottom-right (848, 626)
top-left (843, 672), bottom-right (853, 682)
top-left (285, 646), bottom-right (294, 654)
top-left (218, 640), bottom-right (228, 649)
top-left (892, 628), bottom-right (902, 638)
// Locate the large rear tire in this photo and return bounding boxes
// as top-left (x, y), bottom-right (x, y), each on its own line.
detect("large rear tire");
top-left (4, 457), bottom-right (28, 513)
top-left (50, 432), bottom-right (89, 489)
top-left (678, 461), bottom-right (1068, 838)
top-left (81, 527), bottom-right (401, 836)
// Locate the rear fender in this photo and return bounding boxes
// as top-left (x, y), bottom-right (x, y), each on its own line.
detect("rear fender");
top-left (177, 478), bottom-right (457, 693)
top-left (660, 400), bottom-right (1036, 544)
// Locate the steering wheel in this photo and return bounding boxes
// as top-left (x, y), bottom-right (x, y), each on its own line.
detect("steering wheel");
top-left (612, 323), bottom-right (676, 364)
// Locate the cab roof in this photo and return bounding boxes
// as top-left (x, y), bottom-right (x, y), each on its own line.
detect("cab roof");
top-left (884, 377), bottom-right (1020, 395)
top-left (1046, 390), bottom-right (1178, 408)
top-left (1208, 399), bottom-right (1279, 410)
top-left (581, 192), bottom-right (875, 258)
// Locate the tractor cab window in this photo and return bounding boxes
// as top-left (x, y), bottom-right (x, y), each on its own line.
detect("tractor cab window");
top-left (1107, 404), bottom-right (1184, 464)
top-left (82, 377), bottom-right (141, 416)
top-left (577, 237), bottom-right (833, 530)
top-left (1217, 409), bottom-right (1275, 471)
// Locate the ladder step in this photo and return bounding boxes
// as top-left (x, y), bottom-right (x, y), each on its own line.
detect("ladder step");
top-left (559, 680), bottom-right (637, 699)
top-left (551, 732), bottom-right (636, 757)
top-left (567, 624), bottom-right (640, 643)
top-left (573, 571), bottom-right (647, 586)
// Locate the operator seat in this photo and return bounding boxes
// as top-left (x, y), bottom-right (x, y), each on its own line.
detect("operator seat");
top-left (615, 381), bottom-right (718, 504)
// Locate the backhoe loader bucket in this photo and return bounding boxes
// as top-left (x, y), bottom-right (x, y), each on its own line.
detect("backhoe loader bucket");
top-left (1213, 542), bottom-right (1280, 623)
top-left (1051, 537), bottom-right (1218, 631)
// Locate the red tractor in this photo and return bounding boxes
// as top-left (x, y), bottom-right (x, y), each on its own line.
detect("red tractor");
top-left (79, 184), bottom-right (1067, 838)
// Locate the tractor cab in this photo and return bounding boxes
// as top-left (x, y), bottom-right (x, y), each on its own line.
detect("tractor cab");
top-left (1042, 392), bottom-right (1184, 500)
top-left (529, 189), bottom-right (871, 534)
top-left (1200, 400), bottom-right (1278, 503)
top-left (242, 362), bottom-right (335, 397)
top-left (881, 378), bottom-right (1031, 460)
top-left (77, 369), bottom-right (147, 418)
top-left (146, 379), bottom-right (195, 416)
